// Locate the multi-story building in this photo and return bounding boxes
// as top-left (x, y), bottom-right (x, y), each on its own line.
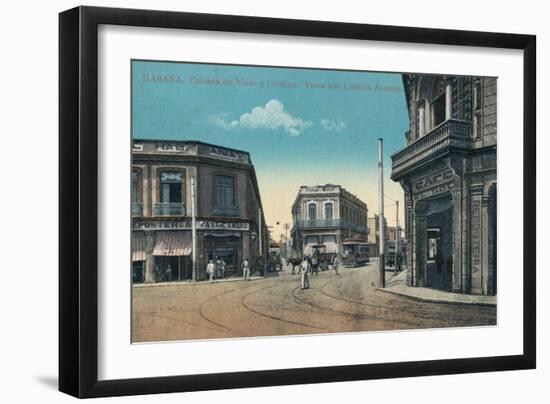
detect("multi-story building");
top-left (391, 75), bottom-right (497, 295)
top-left (290, 184), bottom-right (368, 256)
top-left (131, 140), bottom-right (268, 283)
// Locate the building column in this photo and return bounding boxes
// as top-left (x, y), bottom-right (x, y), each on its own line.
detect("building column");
top-left (461, 181), bottom-right (471, 294)
top-left (144, 165), bottom-right (153, 217)
top-left (482, 184), bottom-right (497, 295)
top-left (445, 78), bottom-right (453, 120)
top-left (451, 187), bottom-right (464, 293)
top-left (469, 184), bottom-right (484, 295)
top-left (417, 101), bottom-right (426, 138)
top-left (144, 231), bottom-right (156, 283)
top-left (242, 232), bottom-right (250, 276)
top-left (407, 207), bottom-right (414, 286)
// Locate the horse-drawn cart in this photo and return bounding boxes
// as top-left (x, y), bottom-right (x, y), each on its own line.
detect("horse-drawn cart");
top-left (311, 244), bottom-right (337, 271)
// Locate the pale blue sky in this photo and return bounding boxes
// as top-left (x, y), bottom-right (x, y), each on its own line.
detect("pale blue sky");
top-left (132, 60), bottom-right (410, 238)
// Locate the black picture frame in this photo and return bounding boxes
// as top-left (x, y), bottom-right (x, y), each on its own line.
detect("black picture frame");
top-left (59, 6), bottom-right (536, 398)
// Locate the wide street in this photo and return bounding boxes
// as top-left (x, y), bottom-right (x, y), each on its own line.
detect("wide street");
top-left (132, 260), bottom-right (496, 343)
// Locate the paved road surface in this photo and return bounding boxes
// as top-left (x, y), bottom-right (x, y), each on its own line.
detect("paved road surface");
top-left (132, 261), bottom-right (496, 343)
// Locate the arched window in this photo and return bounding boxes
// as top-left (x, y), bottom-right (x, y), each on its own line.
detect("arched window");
top-left (430, 78), bottom-right (446, 128)
top-left (215, 175), bottom-right (234, 208)
top-left (308, 203), bottom-right (317, 220)
top-left (160, 172), bottom-right (183, 203)
top-left (325, 202), bottom-right (333, 220)
top-left (473, 78), bottom-right (482, 139)
top-left (131, 170), bottom-right (142, 216)
top-left (155, 171), bottom-right (184, 216)
top-left (132, 171), bottom-right (140, 204)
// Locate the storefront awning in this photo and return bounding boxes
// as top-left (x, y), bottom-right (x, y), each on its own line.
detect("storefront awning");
top-left (153, 231), bottom-right (192, 256)
top-left (132, 232), bottom-right (146, 262)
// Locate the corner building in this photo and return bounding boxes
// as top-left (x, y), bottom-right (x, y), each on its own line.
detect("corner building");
top-left (131, 140), bottom-right (268, 283)
top-left (391, 75), bottom-right (497, 295)
top-left (290, 184), bottom-right (368, 256)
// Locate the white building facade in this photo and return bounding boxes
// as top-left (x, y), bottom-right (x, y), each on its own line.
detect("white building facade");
top-left (290, 184), bottom-right (368, 256)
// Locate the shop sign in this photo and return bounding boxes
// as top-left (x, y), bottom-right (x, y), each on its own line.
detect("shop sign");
top-left (134, 219), bottom-right (250, 231)
top-left (155, 142), bottom-right (191, 152)
top-left (414, 170), bottom-right (454, 191)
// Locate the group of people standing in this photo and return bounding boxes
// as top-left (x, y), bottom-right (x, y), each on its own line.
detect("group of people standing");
top-left (204, 254), bottom-right (341, 288)
top-left (153, 264), bottom-right (173, 282)
top-left (206, 257), bottom-right (252, 282)
top-left (206, 257), bottom-right (227, 282)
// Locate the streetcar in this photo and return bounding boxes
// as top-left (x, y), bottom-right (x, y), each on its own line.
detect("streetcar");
top-left (341, 237), bottom-right (370, 267)
top-left (267, 241), bottom-right (282, 272)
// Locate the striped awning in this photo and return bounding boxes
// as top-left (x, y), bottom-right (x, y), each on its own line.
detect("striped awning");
top-left (153, 231), bottom-right (192, 256)
top-left (132, 232), bottom-right (146, 262)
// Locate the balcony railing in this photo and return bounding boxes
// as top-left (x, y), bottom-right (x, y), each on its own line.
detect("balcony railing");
top-left (213, 206), bottom-right (240, 217)
top-left (294, 219), bottom-right (367, 233)
top-left (132, 203), bottom-right (143, 217)
top-left (154, 202), bottom-right (186, 216)
top-left (391, 119), bottom-right (472, 178)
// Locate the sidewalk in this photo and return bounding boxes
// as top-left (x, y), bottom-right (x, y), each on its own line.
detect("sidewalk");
top-left (377, 270), bottom-right (497, 307)
top-left (133, 275), bottom-right (265, 288)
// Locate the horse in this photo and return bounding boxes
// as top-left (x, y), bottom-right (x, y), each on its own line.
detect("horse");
top-left (287, 257), bottom-right (303, 275)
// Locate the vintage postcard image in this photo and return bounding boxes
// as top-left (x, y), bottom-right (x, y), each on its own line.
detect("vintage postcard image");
top-left (131, 60), bottom-right (497, 343)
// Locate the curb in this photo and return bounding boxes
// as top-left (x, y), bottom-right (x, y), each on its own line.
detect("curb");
top-left (376, 287), bottom-right (497, 308)
top-left (133, 276), bottom-right (264, 288)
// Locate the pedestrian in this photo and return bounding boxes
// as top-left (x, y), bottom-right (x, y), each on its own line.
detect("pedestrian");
top-left (206, 259), bottom-right (215, 283)
top-left (301, 257), bottom-right (310, 289)
top-left (215, 257), bottom-right (222, 279)
top-left (242, 258), bottom-right (250, 281)
top-left (153, 264), bottom-right (160, 282)
top-left (333, 255), bottom-right (340, 275)
top-left (166, 264), bottom-right (172, 282)
top-left (311, 256), bottom-right (318, 275)
top-left (220, 258), bottom-right (226, 279)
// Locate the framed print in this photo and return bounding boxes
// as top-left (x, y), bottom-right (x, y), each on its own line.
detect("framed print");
top-left (59, 6), bottom-right (536, 398)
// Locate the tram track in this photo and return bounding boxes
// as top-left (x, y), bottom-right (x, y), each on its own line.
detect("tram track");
top-left (239, 283), bottom-right (328, 331)
top-left (132, 310), bottom-right (226, 336)
top-left (197, 283), bottom-right (260, 337)
top-left (317, 271), bottom-right (493, 325)
top-left (290, 272), bottom-right (421, 328)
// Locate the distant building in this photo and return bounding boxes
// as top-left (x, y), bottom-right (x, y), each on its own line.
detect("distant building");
top-left (391, 74), bottom-right (497, 295)
top-left (387, 226), bottom-right (397, 241)
top-left (290, 184), bottom-right (368, 256)
top-left (131, 140), bottom-right (268, 283)
top-left (367, 214), bottom-right (388, 257)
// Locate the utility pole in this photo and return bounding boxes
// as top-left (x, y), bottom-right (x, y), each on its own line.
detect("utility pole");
top-left (191, 177), bottom-right (197, 282)
top-left (378, 138), bottom-right (385, 288)
top-left (395, 200), bottom-right (401, 274)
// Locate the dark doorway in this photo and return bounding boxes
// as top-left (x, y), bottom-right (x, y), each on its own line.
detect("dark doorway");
top-left (205, 235), bottom-right (240, 277)
top-left (132, 261), bottom-right (144, 283)
top-left (425, 196), bottom-right (453, 291)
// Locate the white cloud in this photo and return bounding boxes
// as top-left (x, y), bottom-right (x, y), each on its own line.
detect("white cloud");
top-left (211, 99), bottom-right (311, 136)
top-left (320, 119), bottom-right (347, 132)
